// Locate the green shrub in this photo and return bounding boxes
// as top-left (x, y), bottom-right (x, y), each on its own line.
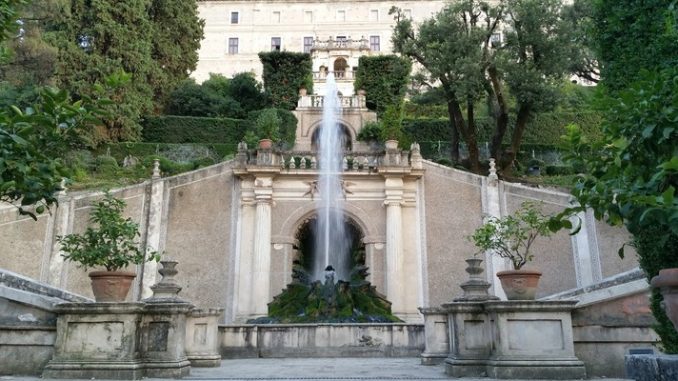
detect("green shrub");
top-left (545, 165), bottom-right (575, 176)
top-left (247, 108), bottom-right (297, 149)
top-left (259, 51), bottom-right (313, 110)
top-left (356, 121), bottom-right (382, 142)
top-left (354, 55), bottom-right (411, 116)
top-left (141, 115), bottom-right (251, 144)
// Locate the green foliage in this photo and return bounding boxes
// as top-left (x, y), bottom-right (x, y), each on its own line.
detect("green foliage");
top-left (165, 79), bottom-right (244, 118)
top-left (247, 108), bottom-right (297, 149)
top-left (225, 72), bottom-right (268, 113)
top-left (634, 227), bottom-right (678, 353)
top-left (0, 86), bottom-right (103, 219)
top-left (147, 0), bottom-right (204, 105)
top-left (142, 115), bottom-right (252, 144)
top-left (380, 103), bottom-right (404, 142)
top-left (595, 0), bottom-right (678, 91)
top-left (391, 0), bottom-right (585, 172)
top-left (58, 193), bottom-right (159, 271)
top-left (354, 55), bottom-right (411, 115)
top-left (102, 142), bottom-right (236, 162)
top-left (253, 108), bottom-right (281, 141)
top-left (49, 0), bottom-right (203, 141)
top-left (469, 202), bottom-right (561, 270)
top-left (356, 121), bottom-right (382, 142)
top-left (403, 102), bottom-right (448, 119)
top-left (258, 51), bottom-right (313, 110)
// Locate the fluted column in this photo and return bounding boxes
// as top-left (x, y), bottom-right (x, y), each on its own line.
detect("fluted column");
top-left (384, 176), bottom-right (405, 314)
top-left (251, 176), bottom-right (273, 316)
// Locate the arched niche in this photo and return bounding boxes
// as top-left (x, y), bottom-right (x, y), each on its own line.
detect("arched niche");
top-left (311, 122), bottom-right (353, 151)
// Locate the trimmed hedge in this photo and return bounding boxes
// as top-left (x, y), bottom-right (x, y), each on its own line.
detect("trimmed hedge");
top-left (99, 142), bottom-right (238, 161)
top-left (141, 115), bottom-right (252, 144)
top-left (259, 51), bottom-right (313, 110)
top-left (401, 110), bottom-right (603, 147)
top-left (354, 55), bottom-right (411, 115)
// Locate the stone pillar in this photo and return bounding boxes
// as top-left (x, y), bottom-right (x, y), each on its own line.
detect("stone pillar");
top-left (141, 159), bottom-right (165, 299)
top-left (482, 159), bottom-right (507, 300)
top-left (571, 210), bottom-right (602, 287)
top-left (384, 176), bottom-right (405, 314)
top-left (251, 176), bottom-right (273, 316)
top-left (47, 184), bottom-right (73, 289)
top-left (419, 307), bottom-right (449, 365)
top-left (234, 179), bottom-right (255, 320)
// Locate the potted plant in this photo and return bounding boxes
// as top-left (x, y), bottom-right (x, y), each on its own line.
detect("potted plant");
top-left (254, 108), bottom-right (281, 149)
top-left (469, 201), bottom-right (555, 300)
top-left (58, 192), bottom-right (159, 302)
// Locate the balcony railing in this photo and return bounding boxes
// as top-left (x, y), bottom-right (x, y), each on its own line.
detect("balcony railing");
top-left (297, 95), bottom-right (366, 109)
top-left (311, 38), bottom-right (370, 52)
top-left (313, 71), bottom-right (355, 81)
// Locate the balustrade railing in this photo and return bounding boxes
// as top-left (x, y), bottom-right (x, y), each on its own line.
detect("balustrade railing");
top-left (305, 95), bottom-right (364, 109)
top-left (311, 38), bottom-right (369, 51)
top-left (313, 71), bottom-right (355, 81)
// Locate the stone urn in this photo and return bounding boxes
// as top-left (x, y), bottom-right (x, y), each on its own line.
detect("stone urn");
top-left (89, 271), bottom-right (136, 302)
top-left (651, 268), bottom-right (678, 330)
top-left (258, 138), bottom-right (273, 149)
top-left (497, 269), bottom-right (542, 300)
top-left (385, 140), bottom-right (398, 150)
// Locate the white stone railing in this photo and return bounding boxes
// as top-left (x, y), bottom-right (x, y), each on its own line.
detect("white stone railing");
top-left (278, 151), bottom-right (381, 171)
top-left (313, 71), bottom-right (355, 81)
top-left (311, 38), bottom-right (370, 51)
top-left (297, 95), bottom-right (366, 109)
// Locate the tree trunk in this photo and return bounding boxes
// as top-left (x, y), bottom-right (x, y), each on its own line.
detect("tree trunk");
top-left (465, 99), bottom-right (481, 173)
top-left (488, 66), bottom-right (509, 164)
top-left (446, 98), bottom-right (461, 163)
top-left (502, 104), bottom-right (531, 173)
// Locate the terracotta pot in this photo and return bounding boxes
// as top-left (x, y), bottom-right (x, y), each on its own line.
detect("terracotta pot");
top-left (497, 269), bottom-right (542, 300)
top-left (651, 268), bottom-right (678, 331)
top-left (258, 138), bottom-right (273, 149)
top-left (89, 271), bottom-right (136, 302)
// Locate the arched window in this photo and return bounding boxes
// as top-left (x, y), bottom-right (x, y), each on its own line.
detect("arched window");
top-left (311, 123), bottom-right (352, 151)
top-left (333, 58), bottom-right (348, 79)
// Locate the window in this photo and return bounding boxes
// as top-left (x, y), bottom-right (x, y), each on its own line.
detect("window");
top-left (271, 37), bottom-right (281, 51)
top-left (303, 36), bottom-right (313, 53)
top-left (370, 9), bottom-right (379, 22)
top-left (304, 11), bottom-right (313, 23)
top-left (228, 38), bottom-right (238, 54)
top-left (490, 32), bottom-right (502, 47)
top-left (231, 11), bottom-right (239, 24)
top-left (272, 11), bottom-right (281, 23)
top-left (369, 35), bottom-right (380, 52)
top-left (337, 10), bottom-right (346, 21)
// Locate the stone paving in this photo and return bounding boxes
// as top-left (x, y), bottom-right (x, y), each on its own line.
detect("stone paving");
top-left (1, 358), bottom-right (633, 381)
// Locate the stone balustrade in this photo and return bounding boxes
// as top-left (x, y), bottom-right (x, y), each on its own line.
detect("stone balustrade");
top-left (297, 94), bottom-right (366, 109)
top-left (235, 143), bottom-right (425, 172)
top-left (313, 70), bottom-right (355, 81)
top-left (311, 37), bottom-right (370, 51)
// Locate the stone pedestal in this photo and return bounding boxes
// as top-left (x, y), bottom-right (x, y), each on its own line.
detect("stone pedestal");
top-left (418, 307), bottom-right (448, 365)
top-left (141, 302), bottom-right (193, 378)
top-left (443, 300), bottom-right (586, 380)
top-left (43, 303), bottom-right (146, 380)
top-left (185, 308), bottom-right (223, 367)
top-left (43, 301), bottom-right (194, 379)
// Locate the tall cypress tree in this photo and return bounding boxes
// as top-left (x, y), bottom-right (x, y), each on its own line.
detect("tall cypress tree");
top-left (148, 0), bottom-right (204, 107)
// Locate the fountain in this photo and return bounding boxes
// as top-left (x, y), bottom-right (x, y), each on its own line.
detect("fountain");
top-left (248, 75), bottom-right (399, 323)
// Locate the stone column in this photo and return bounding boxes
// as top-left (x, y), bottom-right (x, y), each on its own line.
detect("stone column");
top-left (481, 159), bottom-right (507, 300)
top-left (384, 176), bottom-right (405, 314)
top-left (251, 176), bottom-right (273, 316)
top-left (141, 160), bottom-right (165, 299)
top-left (234, 179), bottom-right (255, 320)
top-left (47, 184), bottom-right (73, 288)
top-left (571, 210), bottom-right (602, 287)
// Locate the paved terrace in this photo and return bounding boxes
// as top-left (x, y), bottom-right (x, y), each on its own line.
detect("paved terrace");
top-left (4, 358), bottom-right (632, 381)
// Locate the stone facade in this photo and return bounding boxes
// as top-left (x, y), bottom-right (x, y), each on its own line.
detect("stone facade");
top-left (194, 0), bottom-right (449, 88)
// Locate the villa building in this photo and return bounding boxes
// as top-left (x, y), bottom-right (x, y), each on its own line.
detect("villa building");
top-left (194, 0), bottom-right (450, 95)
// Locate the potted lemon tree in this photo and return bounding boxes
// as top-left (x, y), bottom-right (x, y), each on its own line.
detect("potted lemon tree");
top-left (469, 202), bottom-right (557, 300)
top-left (59, 192), bottom-right (159, 302)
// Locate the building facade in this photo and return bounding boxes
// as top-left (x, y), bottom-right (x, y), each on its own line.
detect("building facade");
top-left (194, 0), bottom-right (448, 94)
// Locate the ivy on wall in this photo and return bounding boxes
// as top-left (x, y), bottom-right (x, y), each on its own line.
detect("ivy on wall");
top-left (258, 51), bottom-right (313, 110)
top-left (354, 55), bottom-right (411, 116)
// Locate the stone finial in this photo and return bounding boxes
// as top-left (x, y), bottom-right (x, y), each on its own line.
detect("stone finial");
top-left (488, 158), bottom-right (499, 185)
top-left (454, 258), bottom-right (499, 302)
top-left (57, 177), bottom-right (68, 196)
top-left (152, 159), bottom-right (161, 179)
top-left (238, 141), bottom-right (248, 152)
top-left (146, 259), bottom-right (186, 303)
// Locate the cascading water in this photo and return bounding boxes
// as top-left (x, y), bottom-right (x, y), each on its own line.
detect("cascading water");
top-left (314, 74), bottom-right (349, 282)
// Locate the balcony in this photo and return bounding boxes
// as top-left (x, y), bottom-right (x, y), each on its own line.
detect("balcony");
top-left (311, 37), bottom-right (370, 52)
top-left (313, 70), bottom-right (355, 81)
top-left (296, 94), bottom-right (367, 109)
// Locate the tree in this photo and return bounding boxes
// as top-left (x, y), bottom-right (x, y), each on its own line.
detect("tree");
top-left (165, 78), bottom-right (242, 118)
top-left (391, 0), bottom-right (581, 173)
top-left (561, 0), bottom-right (678, 352)
top-left (51, 0), bottom-right (154, 141)
top-left (147, 0), bottom-right (204, 106)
